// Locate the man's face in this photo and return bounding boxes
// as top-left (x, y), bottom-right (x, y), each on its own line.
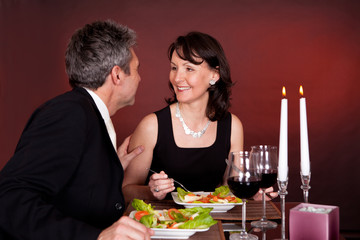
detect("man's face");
top-left (120, 48), bottom-right (141, 106)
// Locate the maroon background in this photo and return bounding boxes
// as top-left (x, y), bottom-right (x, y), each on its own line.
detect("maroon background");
top-left (1, 0), bottom-right (359, 231)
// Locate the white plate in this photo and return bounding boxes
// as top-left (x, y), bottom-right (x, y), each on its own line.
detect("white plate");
top-left (129, 210), bottom-right (210, 239)
top-left (171, 192), bottom-right (242, 213)
top-left (150, 228), bottom-right (209, 239)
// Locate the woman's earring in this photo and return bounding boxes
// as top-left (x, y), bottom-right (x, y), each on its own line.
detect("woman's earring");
top-left (209, 79), bottom-right (216, 85)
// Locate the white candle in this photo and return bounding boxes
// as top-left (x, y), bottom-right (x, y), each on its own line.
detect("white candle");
top-left (278, 86), bottom-right (288, 181)
top-left (299, 86), bottom-right (310, 176)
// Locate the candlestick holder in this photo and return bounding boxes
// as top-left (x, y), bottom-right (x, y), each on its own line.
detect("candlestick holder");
top-left (300, 173), bottom-right (311, 203)
top-left (277, 179), bottom-right (288, 240)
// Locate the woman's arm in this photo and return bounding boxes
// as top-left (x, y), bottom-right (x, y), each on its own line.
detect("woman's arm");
top-left (229, 113), bottom-right (244, 153)
top-left (122, 114), bottom-right (158, 203)
top-left (122, 113), bottom-right (175, 203)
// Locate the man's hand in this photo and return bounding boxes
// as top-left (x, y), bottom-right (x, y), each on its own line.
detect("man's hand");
top-left (98, 216), bottom-right (153, 240)
top-left (117, 135), bottom-right (144, 170)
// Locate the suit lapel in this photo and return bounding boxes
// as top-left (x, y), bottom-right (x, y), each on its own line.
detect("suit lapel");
top-left (73, 87), bottom-right (122, 167)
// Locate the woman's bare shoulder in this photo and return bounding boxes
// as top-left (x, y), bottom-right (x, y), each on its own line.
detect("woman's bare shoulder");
top-left (137, 113), bottom-right (158, 130)
top-left (129, 113), bottom-right (158, 150)
top-left (230, 113), bottom-right (244, 151)
top-left (230, 113), bottom-right (243, 130)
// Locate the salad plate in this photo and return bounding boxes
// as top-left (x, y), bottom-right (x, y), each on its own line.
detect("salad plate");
top-left (129, 210), bottom-right (210, 239)
top-left (150, 228), bottom-right (209, 239)
top-left (171, 192), bottom-right (242, 213)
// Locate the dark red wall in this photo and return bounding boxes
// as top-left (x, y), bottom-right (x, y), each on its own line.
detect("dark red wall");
top-left (1, 0), bottom-right (359, 231)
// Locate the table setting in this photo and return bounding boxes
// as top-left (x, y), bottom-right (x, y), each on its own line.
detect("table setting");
top-left (124, 198), bottom-right (282, 240)
top-left (124, 86), bottom-right (341, 240)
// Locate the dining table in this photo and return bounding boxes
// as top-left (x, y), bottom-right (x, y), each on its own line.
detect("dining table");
top-left (125, 199), bottom-right (343, 240)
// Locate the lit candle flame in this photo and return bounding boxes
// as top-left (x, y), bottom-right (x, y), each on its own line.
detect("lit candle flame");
top-left (282, 86), bottom-right (286, 98)
top-left (299, 85), bottom-right (304, 96)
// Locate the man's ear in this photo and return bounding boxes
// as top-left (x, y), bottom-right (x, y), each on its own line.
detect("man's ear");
top-left (110, 66), bottom-right (122, 85)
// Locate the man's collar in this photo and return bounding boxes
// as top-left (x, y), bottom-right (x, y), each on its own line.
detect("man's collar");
top-left (83, 88), bottom-right (111, 122)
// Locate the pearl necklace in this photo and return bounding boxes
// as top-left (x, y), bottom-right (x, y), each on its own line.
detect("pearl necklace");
top-left (175, 102), bottom-right (211, 138)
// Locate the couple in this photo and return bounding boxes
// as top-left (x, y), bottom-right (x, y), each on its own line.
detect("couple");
top-left (0, 20), bottom-right (275, 240)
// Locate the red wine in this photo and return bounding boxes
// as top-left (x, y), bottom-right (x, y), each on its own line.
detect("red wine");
top-left (227, 176), bottom-right (260, 199)
top-left (260, 172), bottom-right (277, 189)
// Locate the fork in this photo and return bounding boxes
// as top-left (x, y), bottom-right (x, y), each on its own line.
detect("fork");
top-left (146, 168), bottom-right (191, 192)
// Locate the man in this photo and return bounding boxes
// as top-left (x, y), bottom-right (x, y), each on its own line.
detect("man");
top-left (0, 20), bottom-right (153, 240)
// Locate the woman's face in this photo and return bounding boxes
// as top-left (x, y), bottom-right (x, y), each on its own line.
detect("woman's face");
top-left (169, 51), bottom-right (219, 104)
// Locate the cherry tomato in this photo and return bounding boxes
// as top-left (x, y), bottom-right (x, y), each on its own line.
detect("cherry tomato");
top-left (134, 210), bottom-right (149, 221)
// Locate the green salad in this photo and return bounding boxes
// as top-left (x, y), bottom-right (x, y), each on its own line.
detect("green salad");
top-left (177, 186), bottom-right (242, 204)
top-left (131, 199), bottom-right (217, 229)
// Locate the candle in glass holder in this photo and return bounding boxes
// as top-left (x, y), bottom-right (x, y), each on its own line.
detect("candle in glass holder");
top-left (278, 86), bottom-right (288, 181)
top-left (299, 86), bottom-right (310, 176)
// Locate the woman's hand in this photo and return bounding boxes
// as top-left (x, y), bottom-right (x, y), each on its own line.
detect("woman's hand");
top-left (97, 216), bottom-right (153, 240)
top-left (148, 171), bottom-right (175, 200)
top-left (253, 187), bottom-right (278, 201)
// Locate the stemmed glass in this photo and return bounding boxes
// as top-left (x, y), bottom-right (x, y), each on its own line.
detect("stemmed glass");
top-left (250, 145), bottom-right (278, 229)
top-left (227, 151), bottom-right (261, 240)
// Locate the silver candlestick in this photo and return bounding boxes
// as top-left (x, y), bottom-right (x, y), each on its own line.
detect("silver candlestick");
top-left (300, 173), bottom-right (311, 203)
top-left (277, 179), bottom-right (288, 240)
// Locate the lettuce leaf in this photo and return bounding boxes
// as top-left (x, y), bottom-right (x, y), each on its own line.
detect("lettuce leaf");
top-left (178, 207), bottom-right (212, 217)
top-left (169, 211), bottom-right (188, 223)
top-left (177, 187), bottom-right (190, 201)
top-left (131, 199), bottom-right (155, 214)
top-left (178, 214), bottom-right (217, 229)
top-left (139, 214), bottom-right (157, 228)
top-left (213, 185), bottom-right (230, 198)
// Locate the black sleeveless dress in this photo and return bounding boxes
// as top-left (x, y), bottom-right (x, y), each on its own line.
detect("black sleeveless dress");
top-left (148, 106), bottom-right (231, 193)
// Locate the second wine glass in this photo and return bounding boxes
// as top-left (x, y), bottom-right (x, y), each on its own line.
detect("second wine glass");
top-left (250, 145), bottom-right (278, 229)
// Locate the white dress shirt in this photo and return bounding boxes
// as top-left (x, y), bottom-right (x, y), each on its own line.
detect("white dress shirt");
top-left (84, 88), bottom-right (117, 151)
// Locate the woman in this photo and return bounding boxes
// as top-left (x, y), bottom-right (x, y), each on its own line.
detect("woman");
top-left (123, 32), bottom-right (243, 201)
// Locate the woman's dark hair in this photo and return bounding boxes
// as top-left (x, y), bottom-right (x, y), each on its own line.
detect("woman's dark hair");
top-left (167, 31), bottom-right (233, 121)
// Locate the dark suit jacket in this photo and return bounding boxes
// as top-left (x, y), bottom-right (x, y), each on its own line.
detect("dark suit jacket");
top-left (0, 87), bottom-right (125, 240)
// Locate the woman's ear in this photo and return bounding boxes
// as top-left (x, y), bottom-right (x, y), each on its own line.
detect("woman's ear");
top-left (212, 66), bottom-right (220, 81)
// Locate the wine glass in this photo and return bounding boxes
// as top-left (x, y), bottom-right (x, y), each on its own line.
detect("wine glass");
top-left (227, 151), bottom-right (261, 240)
top-left (250, 145), bottom-right (278, 229)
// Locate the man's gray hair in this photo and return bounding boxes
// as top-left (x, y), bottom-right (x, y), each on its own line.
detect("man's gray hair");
top-left (65, 20), bottom-right (137, 89)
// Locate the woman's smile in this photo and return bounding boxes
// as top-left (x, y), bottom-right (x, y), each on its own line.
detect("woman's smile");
top-left (177, 86), bottom-right (191, 92)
